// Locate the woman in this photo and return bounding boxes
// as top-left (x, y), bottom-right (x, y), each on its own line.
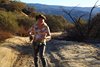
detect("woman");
top-left (28, 14), bottom-right (51, 67)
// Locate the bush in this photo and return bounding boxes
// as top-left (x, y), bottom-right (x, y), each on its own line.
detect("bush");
top-left (65, 19), bottom-right (87, 41)
top-left (46, 15), bottom-right (68, 32)
top-left (16, 26), bottom-right (28, 37)
top-left (17, 20), bottom-right (34, 36)
top-left (0, 1), bottom-right (36, 37)
top-left (89, 13), bottom-right (100, 39)
top-left (9, 1), bottom-right (26, 11)
top-left (16, 14), bottom-right (34, 36)
top-left (0, 7), bottom-right (6, 11)
top-left (0, 11), bottom-right (19, 33)
top-left (0, 0), bottom-right (10, 3)
top-left (17, 16), bottom-right (34, 30)
top-left (0, 10), bottom-right (35, 37)
top-left (0, 30), bottom-right (12, 41)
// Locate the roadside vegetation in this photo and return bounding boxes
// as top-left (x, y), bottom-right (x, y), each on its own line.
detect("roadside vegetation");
top-left (0, 0), bottom-right (100, 43)
top-left (0, 0), bottom-right (72, 41)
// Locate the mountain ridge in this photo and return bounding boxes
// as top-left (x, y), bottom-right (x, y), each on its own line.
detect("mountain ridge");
top-left (27, 3), bottom-right (100, 22)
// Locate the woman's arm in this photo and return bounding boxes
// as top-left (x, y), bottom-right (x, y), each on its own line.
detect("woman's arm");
top-left (28, 25), bottom-right (34, 41)
top-left (45, 26), bottom-right (51, 40)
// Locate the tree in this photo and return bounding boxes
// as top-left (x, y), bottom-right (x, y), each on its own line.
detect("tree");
top-left (90, 13), bottom-right (100, 39)
top-left (61, 0), bottom-right (100, 41)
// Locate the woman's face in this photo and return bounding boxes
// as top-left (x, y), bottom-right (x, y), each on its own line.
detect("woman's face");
top-left (37, 18), bottom-right (44, 24)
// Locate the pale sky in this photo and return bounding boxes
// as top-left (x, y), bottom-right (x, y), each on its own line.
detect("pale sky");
top-left (20, 0), bottom-right (100, 7)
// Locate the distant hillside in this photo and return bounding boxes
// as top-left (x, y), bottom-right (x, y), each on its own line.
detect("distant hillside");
top-left (27, 3), bottom-right (100, 22)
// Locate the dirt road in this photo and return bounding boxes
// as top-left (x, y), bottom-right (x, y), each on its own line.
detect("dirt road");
top-left (0, 36), bottom-right (100, 67)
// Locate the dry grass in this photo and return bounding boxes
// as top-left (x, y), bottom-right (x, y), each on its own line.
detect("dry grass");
top-left (0, 31), bottom-right (12, 41)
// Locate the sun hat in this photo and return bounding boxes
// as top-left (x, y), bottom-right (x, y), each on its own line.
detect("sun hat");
top-left (36, 14), bottom-right (46, 20)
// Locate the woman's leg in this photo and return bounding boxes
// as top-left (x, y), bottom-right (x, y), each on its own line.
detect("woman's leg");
top-left (39, 44), bottom-right (47, 67)
top-left (33, 42), bottom-right (39, 67)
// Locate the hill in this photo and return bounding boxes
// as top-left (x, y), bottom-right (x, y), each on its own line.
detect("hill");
top-left (27, 3), bottom-right (100, 22)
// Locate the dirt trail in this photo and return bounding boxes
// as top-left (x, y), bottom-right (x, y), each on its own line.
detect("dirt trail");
top-left (0, 36), bottom-right (100, 67)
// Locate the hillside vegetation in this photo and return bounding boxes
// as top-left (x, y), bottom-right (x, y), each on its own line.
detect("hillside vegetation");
top-left (0, 1), bottom-right (100, 67)
top-left (0, 0), bottom-right (71, 41)
top-left (0, 0), bottom-right (100, 42)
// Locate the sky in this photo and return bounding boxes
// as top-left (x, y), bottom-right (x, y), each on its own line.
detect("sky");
top-left (20, 0), bottom-right (100, 7)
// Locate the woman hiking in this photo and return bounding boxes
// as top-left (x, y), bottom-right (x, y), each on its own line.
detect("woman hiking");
top-left (28, 14), bottom-right (51, 67)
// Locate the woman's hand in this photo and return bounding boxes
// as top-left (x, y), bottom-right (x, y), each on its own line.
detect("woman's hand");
top-left (29, 35), bottom-right (33, 42)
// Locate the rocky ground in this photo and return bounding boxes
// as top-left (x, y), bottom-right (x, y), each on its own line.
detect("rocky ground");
top-left (0, 36), bottom-right (100, 67)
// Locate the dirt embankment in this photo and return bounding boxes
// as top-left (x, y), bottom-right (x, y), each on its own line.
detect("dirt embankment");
top-left (0, 36), bottom-right (100, 67)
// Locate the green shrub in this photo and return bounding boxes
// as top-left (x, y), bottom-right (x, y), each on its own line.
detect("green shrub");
top-left (9, 1), bottom-right (26, 11)
top-left (46, 15), bottom-right (68, 32)
top-left (16, 14), bottom-right (34, 36)
top-left (89, 13), bottom-right (100, 39)
top-left (0, 11), bottom-right (19, 33)
top-left (16, 26), bottom-right (28, 36)
top-left (0, 0), bottom-right (10, 3)
top-left (17, 16), bottom-right (34, 30)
